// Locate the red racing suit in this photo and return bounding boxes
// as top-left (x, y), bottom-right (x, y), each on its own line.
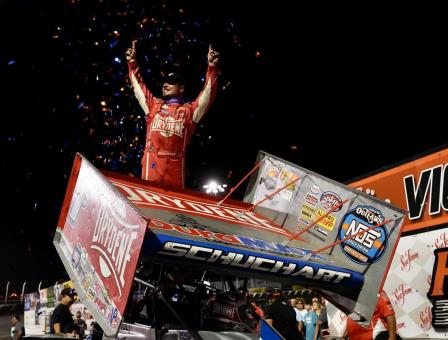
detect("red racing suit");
top-left (345, 291), bottom-right (396, 340)
top-left (128, 61), bottom-right (219, 188)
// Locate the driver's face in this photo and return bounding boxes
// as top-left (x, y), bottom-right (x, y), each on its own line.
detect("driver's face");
top-left (162, 83), bottom-right (183, 98)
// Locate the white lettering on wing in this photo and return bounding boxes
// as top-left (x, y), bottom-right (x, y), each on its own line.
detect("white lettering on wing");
top-left (91, 204), bottom-right (139, 296)
top-left (111, 181), bottom-right (289, 235)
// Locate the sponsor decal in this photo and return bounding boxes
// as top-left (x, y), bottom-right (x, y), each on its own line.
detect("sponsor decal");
top-left (279, 170), bottom-right (300, 191)
top-left (305, 193), bottom-right (318, 207)
top-left (403, 163), bottom-right (448, 220)
top-left (81, 269), bottom-right (94, 292)
top-left (68, 191), bottom-right (89, 226)
top-left (338, 205), bottom-right (388, 265)
top-left (91, 204), bottom-right (140, 296)
top-left (314, 225), bottom-right (329, 237)
top-left (311, 184), bottom-right (320, 194)
top-left (175, 107), bottom-right (187, 118)
top-left (93, 280), bottom-right (111, 305)
top-left (319, 191), bottom-right (343, 211)
top-left (427, 247), bottom-right (448, 330)
top-left (212, 303), bottom-right (236, 319)
top-left (305, 208), bottom-right (337, 236)
top-left (151, 114), bottom-right (185, 138)
top-left (419, 306), bottom-right (432, 331)
top-left (280, 189), bottom-right (293, 202)
top-left (158, 241), bottom-right (353, 284)
top-left (393, 283), bottom-right (413, 306)
top-left (148, 219), bottom-right (328, 262)
top-left (72, 241), bottom-right (115, 321)
top-left (316, 209), bottom-right (337, 232)
top-left (262, 167), bottom-right (299, 201)
top-left (71, 244), bottom-right (82, 268)
top-left (399, 249), bottom-right (419, 272)
top-left (299, 205), bottom-right (337, 236)
top-left (298, 218), bottom-right (310, 227)
top-left (300, 204), bottom-right (315, 222)
top-left (87, 287), bottom-right (96, 301)
top-left (112, 182), bottom-right (287, 235)
top-left (309, 228), bottom-right (327, 242)
top-left (94, 296), bottom-right (109, 317)
top-left (110, 308), bottom-right (119, 328)
top-left (397, 322), bottom-right (405, 330)
top-left (263, 167), bottom-right (279, 191)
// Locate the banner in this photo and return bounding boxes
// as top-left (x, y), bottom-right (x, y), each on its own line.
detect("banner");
top-left (349, 148), bottom-right (448, 337)
top-left (243, 151), bottom-right (406, 322)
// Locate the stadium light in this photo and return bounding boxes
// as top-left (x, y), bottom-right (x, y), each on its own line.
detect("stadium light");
top-left (203, 181), bottom-right (227, 195)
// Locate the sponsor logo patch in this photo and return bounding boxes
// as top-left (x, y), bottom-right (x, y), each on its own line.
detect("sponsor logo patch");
top-left (310, 184), bottom-right (320, 194)
top-left (300, 204), bottom-right (315, 222)
top-left (319, 191), bottom-right (342, 211)
top-left (151, 114), bottom-right (185, 138)
top-left (338, 205), bottom-right (388, 265)
top-left (305, 193), bottom-right (318, 206)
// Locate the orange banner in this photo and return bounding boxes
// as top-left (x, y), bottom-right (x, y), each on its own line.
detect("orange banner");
top-left (349, 148), bottom-right (448, 233)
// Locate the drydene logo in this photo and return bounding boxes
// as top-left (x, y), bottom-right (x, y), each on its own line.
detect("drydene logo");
top-left (151, 114), bottom-right (185, 138)
top-left (91, 204), bottom-right (139, 297)
top-left (338, 205), bottom-right (388, 265)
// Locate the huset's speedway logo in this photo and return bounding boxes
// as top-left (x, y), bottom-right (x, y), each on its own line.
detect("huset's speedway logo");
top-left (338, 205), bottom-right (388, 265)
top-left (91, 203), bottom-right (140, 296)
top-left (151, 114), bottom-right (185, 138)
top-left (427, 247), bottom-right (448, 330)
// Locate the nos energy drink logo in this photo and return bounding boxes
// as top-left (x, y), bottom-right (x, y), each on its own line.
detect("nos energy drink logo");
top-left (338, 205), bottom-right (388, 265)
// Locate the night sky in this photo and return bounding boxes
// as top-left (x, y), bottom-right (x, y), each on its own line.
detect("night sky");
top-left (1, 0), bottom-right (446, 295)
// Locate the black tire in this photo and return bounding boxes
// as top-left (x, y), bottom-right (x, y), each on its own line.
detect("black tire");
top-left (374, 331), bottom-right (402, 340)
